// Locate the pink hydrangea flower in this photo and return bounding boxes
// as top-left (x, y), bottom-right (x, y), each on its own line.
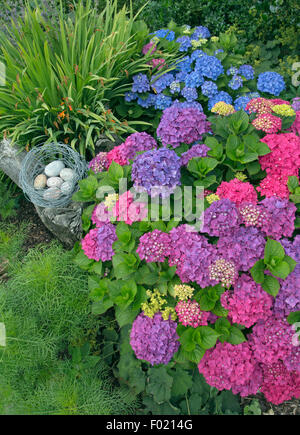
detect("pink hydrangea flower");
top-left (81, 223), bottom-right (117, 262)
top-left (136, 230), bottom-right (171, 263)
top-left (288, 110), bottom-right (300, 135)
top-left (216, 179), bottom-right (257, 207)
top-left (245, 98), bottom-right (274, 115)
top-left (175, 300), bottom-right (210, 327)
top-left (198, 342), bottom-right (262, 396)
top-left (91, 203), bottom-right (113, 227)
top-left (112, 191), bottom-right (148, 224)
top-left (252, 113), bottom-right (282, 133)
top-left (221, 274), bottom-right (273, 327)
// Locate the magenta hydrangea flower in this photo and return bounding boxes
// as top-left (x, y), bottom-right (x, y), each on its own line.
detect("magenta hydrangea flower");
top-left (249, 315), bottom-right (295, 365)
top-left (88, 152), bottom-right (108, 173)
top-left (131, 148), bottom-right (181, 198)
top-left (259, 196), bottom-right (296, 240)
top-left (201, 199), bottom-right (240, 237)
top-left (112, 191), bottom-right (148, 225)
top-left (198, 342), bottom-right (262, 397)
top-left (167, 224), bottom-right (203, 269)
top-left (260, 361), bottom-right (300, 405)
top-left (216, 179), bottom-right (257, 207)
top-left (175, 300), bottom-right (210, 327)
top-left (221, 274), bottom-right (273, 327)
top-left (81, 223), bottom-right (117, 262)
top-left (217, 226), bottom-right (266, 272)
top-left (180, 143), bottom-right (209, 166)
top-left (157, 104), bottom-right (210, 148)
top-left (136, 230), bottom-right (171, 263)
top-left (130, 312), bottom-right (180, 365)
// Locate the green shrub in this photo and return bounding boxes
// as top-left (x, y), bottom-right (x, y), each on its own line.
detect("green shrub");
top-left (0, 0), bottom-right (151, 156)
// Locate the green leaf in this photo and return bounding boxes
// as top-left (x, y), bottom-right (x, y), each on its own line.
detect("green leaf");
top-left (179, 328), bottom-right (196, 352)
top-left (287, 311), bottom-right (300, 325)
top-left (264, 239), bottom-right (285, 264)
top-left (269, 261), bottom-right (290, 279)
top-left (261, 275), bottom-right (280, 297)
top-left (112, 253), bottom-right (137, 279)
top-left (227, 326), bottom-right (246, 344)
top-left (196, 326), bottom-right (219, 349)
top-left (287, 176), bottom-right (299, 193)
top-left (170, 368), bottom-right (193, 397)
top-left (284, 255), bottom-right (297, 274)
top-left (92, 294), bottom-right (113, 315)
top-left (115, 305), bottom-right (139, 328)
top-left (134, 265), bottom-right (159, 285)
top-left (250, 259), bottom-right (265, 284)
top-left (73, 250), bottom-right (94, 270)
top-left (108, 161), bottom-right (124, 183)
top-left (147, 367), bottom-right (173, 404)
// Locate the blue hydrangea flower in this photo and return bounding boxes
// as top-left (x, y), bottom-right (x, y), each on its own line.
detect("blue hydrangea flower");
top-left (195, 54), bottom-right (224, 80)
top-left (132, 73), bottom-right (150, 93)
top-left (151, 73), bottom-right (174, 93)
top-left (190, 49), bottom-right (206, 61)
top-left (152, 29), bottom-right (175, 41)
top-left (176, 36), bottom-right (192, 52)
top-left (176, 56), bottom-right (192, 73)
top-left (191, 26), bottom-right (211, 40)
top-left (176, 71), bottom-right (189, 82)
top-left (214, 49), bottom-right (224, 55)
top-left (227, 66), bottom-right (239, 76)
top-left (239, 65), bottom-right (254, 80)
top-left (170, 80), bottom-right (181, 94)
top-left (154, 94), bottom-right (173, 110)
top-left (228, 75), bottom-right (244, 90)
top-left (201, 81), bottom-right (218, 97)
top-left (125, 91), bottom-right (138, 102)
top-left (247, 92), bottom-right (260, 99)
top-left (234, 95), bottom-right (251, 111)
top-left (208, 91), bottom-right (233, 110)
top-left (181, 86), bottom-right (198, 101)
top-left (137, 94), bottom-right (156, 108)
top-left (171, 99), bottom-right (204, 112)
top-left (185, 71), bottom-right (204, 88)
top-left (257, 71), bottom-right (285, 96)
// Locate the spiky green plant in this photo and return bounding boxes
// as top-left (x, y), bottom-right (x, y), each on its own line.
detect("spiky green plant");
top-left (0, 0), bottom-right (152, 155)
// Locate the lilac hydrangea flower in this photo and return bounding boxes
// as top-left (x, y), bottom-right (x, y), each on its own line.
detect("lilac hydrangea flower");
top-left (274, 265), bottom-right (300, 317)
top-left (201, 198), bottom-right (240, 237)
top-left (257, 71), bottom-right (285, 96)
top-left (131, 148), bottom-right (181, 198)
top-left (292, 97), bottom-right (300, 111)
top-left (88, 152), bottom-right (108, 173)
top-left (217, 226), bottom-right (266, 271)
top-left (130, 312), bottom-right (180, 365)
top-left (157, 104), bottom-right (210, 148)
top-left (180, 143), bottom-right (209, 166)
top-left (260, 196), bottom-right (296, 239)
top-left (136, 229), bottom-right (171, 263)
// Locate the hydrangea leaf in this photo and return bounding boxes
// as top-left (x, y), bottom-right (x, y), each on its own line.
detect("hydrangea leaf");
top-left (170, 368), bottom-right (193, 397)
top-left (261, 275), bottom-right (280, 297)
top-left (146, 367), bottom-right (173, 404)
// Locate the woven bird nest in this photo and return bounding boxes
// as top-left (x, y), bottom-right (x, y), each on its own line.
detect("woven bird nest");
top-left (19, 143), bottom-right (87, 208)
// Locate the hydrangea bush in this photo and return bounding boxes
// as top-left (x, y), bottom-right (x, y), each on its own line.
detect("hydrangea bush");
top-left (73, 24), bottom-right (300, 411)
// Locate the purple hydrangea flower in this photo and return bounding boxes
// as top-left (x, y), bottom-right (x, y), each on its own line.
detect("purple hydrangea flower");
top-left (131, 148), bottom-right (181, 198)
top-left (201, 198), bottom-right (240, 237)
top-left (157, 104), bottom-right (210, 148)
top-left (274, 264), bottom-right (300, 317)
top-left (217, 226), bottom-right (266, 271)
top-left (180, 143), bottom-right (209, 166)
top-left (292, 97), bottom-right (300, 111)
top-left (257, 71), bottom-right (285, 96)
top-left (136, 229), bottom-right (171, 263)
top-left (88, 152), bottom-right (108, 173)
top-left (260, 196), bottom-right (296, 240)
top-left (130, 312), bottom-right (180, 365)
top-left (280, 235), bottom-right (300, 262)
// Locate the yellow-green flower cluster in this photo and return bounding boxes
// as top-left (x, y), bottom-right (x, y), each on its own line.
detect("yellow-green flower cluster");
top-left (104, 193), bottom-right (119, 210)
top-left (211, 36), bottom-right (219, 42)
top-left (191, 38), bottom-right (207, 48)
top-left (141, 289), bottom-right (176, 320)
top-left (235, 172), bottom-right (248, 181)
top-left (272, 104), bottom-right (296, 117)
top-left (211, 102), bottom-right (236, 116)
top-left (206, 193), bottom-right (220, 204)
top-left (173, 284), bottom-right (194, 300)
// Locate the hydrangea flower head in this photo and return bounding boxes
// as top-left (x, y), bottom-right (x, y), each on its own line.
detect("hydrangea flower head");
top-left (131, 148), bottom-right (181, 198)
top-left (252, 113), bottom-right (282, 133)
top-left (185, 71), bottom-right (204, 88)
top-left (195, 54), bottom-right (224, 80)
top-left (234, 95), bottom-right (251, 112)
top-left (272, 104), bottom-right (295, 117)
top-left (216, 179), bottom-right (257, 206)
top-left (211, 102), bottom-right (235, 115)
top-left (130, 312), bottom-right (179, 365)
top-left (245, 97), bottom-right (274, 114)
top-left (201, 81), bottom-right (218, 97)
top-left (238, 65), bottom-right (254, 80)
top-left (209, 257), bottom-right (238, 288)
top-left (136, 229), bottom-right (171, 263)
top-left (157, 104), bottom-right (210, 148)
top-left (257, 72), bottom-right (285, 96)
top-left (176, 35), bottom-right (192, 51)
top-left (88, 152), bottom-right (108, 173)
top-left (198, 342), bottom-right (262, 396)
top-left (132, 73), bottom-right (150, 93)
top-left (112, 190), bottom-right (148, 225)
top-left (208, 91), bottom-right (232, 110)
top-left (180, 143), bottom-right (209, 166)
top-left (238, 203), bottom-right (270, 228)
top-left (202, 198), bottom-right (240, 237)
top-left (175, 300), bottom-right (210, 327)
top-left (292, 97), bottom-right (300, 111)
top-left (181, 86), bottom-right (198, 101)
top-left (274, 264), bottom-right (300, 317)
top-left (221, 274), bottom-right (273, 327)
top-left (142, 41), bottom-right (157, 55)
top-left (125, 91), bottom-right (138, 102)
top-left (191, 26), bottom-right (211, 40)
top-left (173, 284), bottom-right (195, 300)
top-left (228, 75), bottom-right (243, 90)
top-left (151, 73), bottom-right (174, 93)
top-left (81, 223), bottom-right (117, 262)
top-left (259, 196), bottom-right (296, 239)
